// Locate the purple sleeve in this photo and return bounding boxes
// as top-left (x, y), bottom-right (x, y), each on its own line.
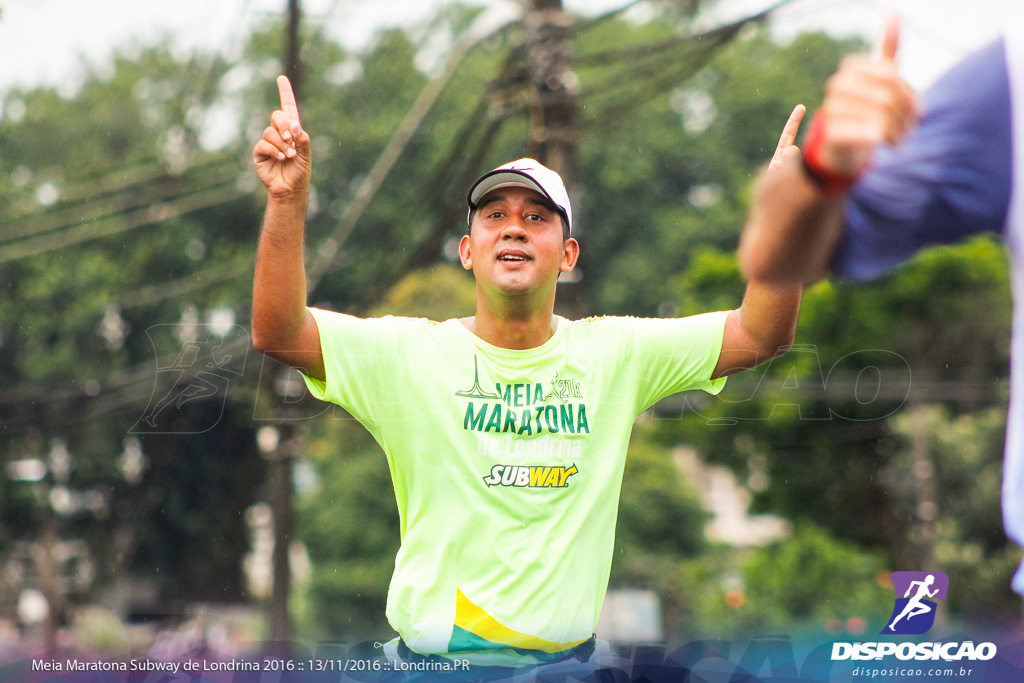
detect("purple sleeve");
top-left (833, 38), bottom-right (1013, 281)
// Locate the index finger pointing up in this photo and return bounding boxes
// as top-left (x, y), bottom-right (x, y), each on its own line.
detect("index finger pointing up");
top-left (772, 104), bottom-right (805, 165)
top-left (881, 14), bottom-right (900, 62)
top-left (277, 75), bottom-right (301, 129)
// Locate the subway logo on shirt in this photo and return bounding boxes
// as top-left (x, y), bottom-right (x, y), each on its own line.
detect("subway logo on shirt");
top-left (482, 464), bottom-right (579, 488)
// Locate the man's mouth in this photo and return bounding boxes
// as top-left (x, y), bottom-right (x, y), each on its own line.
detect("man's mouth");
top-left (497, 251), bottom-right (531, 262)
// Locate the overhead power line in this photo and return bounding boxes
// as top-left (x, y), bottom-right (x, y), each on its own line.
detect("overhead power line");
top-left (0, 182), bottom-right (246, 264)
top-left (0, 153), bottom-right (235, 211)
top-left (0, 158), bottom-right (240, 245)
top-left (580, 0), bottom-right (795, 99)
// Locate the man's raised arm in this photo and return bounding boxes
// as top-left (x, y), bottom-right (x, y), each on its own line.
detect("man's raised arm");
top-left (251, 76), bottom-right (325, 381)
top-left (713, 105), bottom-right (808, 379)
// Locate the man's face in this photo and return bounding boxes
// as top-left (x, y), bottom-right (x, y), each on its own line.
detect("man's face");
top-left (459, 186), bottom-right (578, 299)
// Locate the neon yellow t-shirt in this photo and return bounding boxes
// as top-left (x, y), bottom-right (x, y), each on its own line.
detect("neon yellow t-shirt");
top-left (301, 309), bottom-right (728, 666)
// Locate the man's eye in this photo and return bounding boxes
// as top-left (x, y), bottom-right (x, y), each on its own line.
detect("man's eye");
top-left (487, 211), bottom-right (504, 219)
top-left (526, 213), bottom-right (543, 221)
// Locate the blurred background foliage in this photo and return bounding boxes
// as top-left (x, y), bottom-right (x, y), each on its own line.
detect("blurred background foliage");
top-left (0, 0), bottom-right (1017, 653)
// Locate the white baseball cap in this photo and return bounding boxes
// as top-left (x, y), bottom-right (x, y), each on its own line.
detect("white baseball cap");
top-left (467, 158), bottom-right (572, 233)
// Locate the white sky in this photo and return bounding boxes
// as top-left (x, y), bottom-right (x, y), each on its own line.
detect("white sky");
top-left (0, 0), bottom-right (1021, 94)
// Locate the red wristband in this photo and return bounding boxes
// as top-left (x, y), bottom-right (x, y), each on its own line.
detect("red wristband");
top-left (802, 112), bottom-right (859, 196)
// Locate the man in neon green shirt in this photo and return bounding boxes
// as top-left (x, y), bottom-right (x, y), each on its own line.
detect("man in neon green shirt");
top-left (300, 296), bottom-right (728, 667)
top-left (250, 67), bottom-right (911, 673)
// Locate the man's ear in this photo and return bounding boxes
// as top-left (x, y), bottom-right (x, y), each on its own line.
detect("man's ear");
top-left (560, 238), bottom-right (580, 273)
top-left (458, 234), bottom-right (473, 270)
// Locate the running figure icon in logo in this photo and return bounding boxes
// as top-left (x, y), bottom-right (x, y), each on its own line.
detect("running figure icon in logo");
top-left (882, 571), bottom-right (949, 635)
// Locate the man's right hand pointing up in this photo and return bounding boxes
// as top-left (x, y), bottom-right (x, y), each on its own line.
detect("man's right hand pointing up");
top-left (253, 75), bottom-right (312, 198)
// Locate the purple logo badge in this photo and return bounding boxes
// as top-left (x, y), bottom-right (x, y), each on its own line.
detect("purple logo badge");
top-left (882, 571), bottom-right (949, 635)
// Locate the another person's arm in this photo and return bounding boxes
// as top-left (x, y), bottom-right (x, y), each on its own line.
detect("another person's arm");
top-left (737, 19), bottom-right (918, 286)
top-left (251, 76), bottom-right (326, 381)
top-left (834, 35), bottom-right (1012, 281)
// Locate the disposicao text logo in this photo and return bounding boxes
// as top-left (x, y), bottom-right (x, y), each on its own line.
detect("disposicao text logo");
top-left (882, 571), bottom-right (948, 635)
top-left (831, 569), bottom-right (997, 665)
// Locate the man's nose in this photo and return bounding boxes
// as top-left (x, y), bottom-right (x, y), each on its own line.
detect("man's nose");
top-left (500, 216), bottom-right (527, 238)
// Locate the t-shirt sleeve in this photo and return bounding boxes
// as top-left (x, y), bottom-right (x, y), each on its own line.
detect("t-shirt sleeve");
top-left (625, 310), bottom-right (730, 413)
top-left (299, 307), bottom-right (399, 425)
top-left (834, 37), bottom-right (1013, 281)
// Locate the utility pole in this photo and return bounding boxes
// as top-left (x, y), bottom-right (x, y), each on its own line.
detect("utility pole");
top-left (908, 403), bottom-right (938, 570)
top-left (261, 0), bottom-right (302, 647)
top-left (284, 0), bottom-right (303, 99)
top-left (523, 0), bottom-right (588, 317)
top-left (39, 517), bottom-right (59, 649)
top-left (525, 0), bottom-right (578, 179)
top-left (261, 421), bottom-right (296, 644)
